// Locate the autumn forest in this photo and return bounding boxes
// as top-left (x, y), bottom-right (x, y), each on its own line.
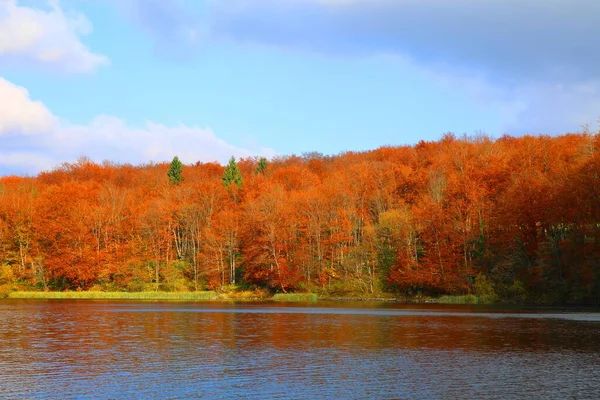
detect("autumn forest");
top-left (1, 133), bottom-right (600, 303)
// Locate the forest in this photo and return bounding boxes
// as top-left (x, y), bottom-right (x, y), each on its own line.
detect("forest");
top-left (1, 132), bottom-right (599, 303)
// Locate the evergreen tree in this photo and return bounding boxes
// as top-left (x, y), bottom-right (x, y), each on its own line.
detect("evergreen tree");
top-left (222, 156), bottom-right (243, 188)
top-left (255, 157), bottom-right (268, 174)
top-left (167, 156), bottom-right (184, 185)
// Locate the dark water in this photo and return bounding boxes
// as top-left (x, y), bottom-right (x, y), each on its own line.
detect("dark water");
top-left (1, 301), bottom-right (600, 399)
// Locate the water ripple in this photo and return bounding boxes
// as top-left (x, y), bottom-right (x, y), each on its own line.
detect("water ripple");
top-left (1, 301), bottom-right (600, 399)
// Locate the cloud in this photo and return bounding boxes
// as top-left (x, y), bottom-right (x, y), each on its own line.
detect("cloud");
top-left (118, 0), bottom-right (600, 134)
top-left (418, 67), bottom-right (600, 135)
top-left (0, 0), bottom-right (108, 73)
top-left (109, 0), bottom-right (207, 57)
top-left (123, 0), bottom-right (600, 85)
top-left (502, 81), bottom-right (600, 134)
top-left (0, 78), bottom-right (275, 175)
top-left (0, 77), bottom-right (57, 133)
top-left (208, 0), bottom-right (600, 84)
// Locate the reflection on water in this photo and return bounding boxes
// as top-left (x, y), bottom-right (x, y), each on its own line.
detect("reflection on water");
top-left (1, 301), bottom-right (599, 399)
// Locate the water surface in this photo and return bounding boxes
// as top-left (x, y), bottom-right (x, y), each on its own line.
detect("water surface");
top-left (1, 301), bottom-right (599, 399)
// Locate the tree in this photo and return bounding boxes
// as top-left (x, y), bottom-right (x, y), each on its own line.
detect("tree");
top-left (256, 157), bottom-right (268, 175)
top-left (222, 157), bottom-right (243, 188)
top-left (2, 132), bottom-right (600, 302)
top-left (167, 156), bottom-right (184, 185)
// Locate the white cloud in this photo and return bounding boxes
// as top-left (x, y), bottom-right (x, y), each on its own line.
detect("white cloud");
top-left (0, 78), bottom-right (275, 174)
top-left (0, 150), bottom-right (56, 172)
top-left (0, 77), bottom-right (57, 134)
top-left (416, 65), bottom-right (600, 135)
top-left (0, 0), bottom-right (108, 73)
top-left (501, 82), bottom-right (600, 134)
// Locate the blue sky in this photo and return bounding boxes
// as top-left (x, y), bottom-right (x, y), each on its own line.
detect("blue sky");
top-left (1, 0), bottom-right (599, 175)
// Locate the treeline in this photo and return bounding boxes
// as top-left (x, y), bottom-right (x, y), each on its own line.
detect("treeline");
top-left (1, 133), bottom-right (599, 303)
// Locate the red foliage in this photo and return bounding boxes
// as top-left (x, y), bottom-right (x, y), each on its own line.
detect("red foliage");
top-left (1, 134), bottom-right (599, 299)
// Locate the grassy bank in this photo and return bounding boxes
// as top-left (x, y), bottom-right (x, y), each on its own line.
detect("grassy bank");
top-left (2, 291), bottom-right (498, 304)
top-left (7, 291), bottom-right (219, 300)
top-left (434, 294), bottom-right (496, 304)
top-left (4, 290), bottom-right (316, 302)
top-left (272, 293), bottom-right (318, 302)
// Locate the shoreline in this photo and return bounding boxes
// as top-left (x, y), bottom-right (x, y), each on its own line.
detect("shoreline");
top-left (3, 291), bottom-right (597, 306)
top-left (1, 290), bottom-right (430, 302)
top-left (0, 291), bottom-right (493, 304)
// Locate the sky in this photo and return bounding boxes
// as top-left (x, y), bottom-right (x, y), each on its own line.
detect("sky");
top-left (1, 0), bottom-right (599, 175)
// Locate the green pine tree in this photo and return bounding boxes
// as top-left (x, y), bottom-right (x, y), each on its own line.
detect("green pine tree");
top-left (222, 156), bottom-right (243, 188)
top-left (167, 156), bottom-right (184, 185)
top-left (255, 157), bottom-right (268, 175)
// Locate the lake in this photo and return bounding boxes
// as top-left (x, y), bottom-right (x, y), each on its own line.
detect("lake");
top-left (1, 300), bottom-right (600, 399)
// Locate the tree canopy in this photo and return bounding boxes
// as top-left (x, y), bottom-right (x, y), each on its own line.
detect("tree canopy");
top-left (256, 157), bottom-right (268, 174)
top-left (222, 156), bottom-right (242, 188)
top-left (167, 156), bottom-right (184, 185)
top-left (1, 133), bottom-right (599, 303)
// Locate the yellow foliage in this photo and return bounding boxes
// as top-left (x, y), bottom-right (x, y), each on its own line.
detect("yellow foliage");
top-left (0, 264), bottom-right (15, 285)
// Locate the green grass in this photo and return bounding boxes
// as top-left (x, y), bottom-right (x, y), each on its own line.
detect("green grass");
top-left (435, 294), bottom-right (496, 304)
top-left (5, 291), bottom-right (318, 302)
top-left (272, 293), bottom-right (318, 302)
top-left (7, 291), bottom-right (219, 300)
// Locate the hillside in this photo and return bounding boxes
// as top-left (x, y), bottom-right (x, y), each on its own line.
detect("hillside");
top-left (1, 133), bottom-right (599, 303)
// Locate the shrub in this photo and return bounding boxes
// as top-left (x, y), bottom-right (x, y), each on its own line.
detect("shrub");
top-left (473, 274), bottom-right (495, 296)
top-left (507, 280), bottom-right (526, 301)
top-left (436, 294), bottom-right (495, 304)
top-left (0, 264), bottom-right (15, 285)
